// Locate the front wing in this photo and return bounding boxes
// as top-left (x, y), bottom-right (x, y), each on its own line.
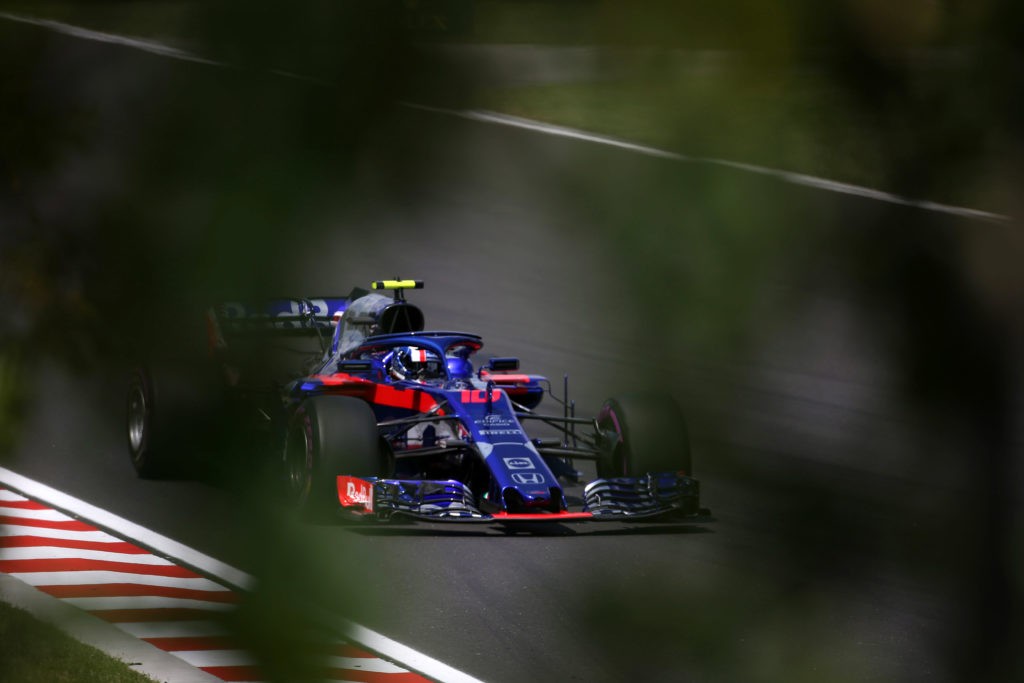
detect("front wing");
top-left (336, 474), bottom-right (706, 523)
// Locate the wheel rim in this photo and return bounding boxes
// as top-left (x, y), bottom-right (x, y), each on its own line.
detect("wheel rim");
top-left (127, 383), bottom-right (147, 455)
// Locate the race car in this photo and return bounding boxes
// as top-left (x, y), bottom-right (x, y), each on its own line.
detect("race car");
top-left (126, 280), bottom-right (706, 523)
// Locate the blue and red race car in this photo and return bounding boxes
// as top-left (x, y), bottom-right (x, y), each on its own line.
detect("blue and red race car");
top-left (127, 280), bottom-right (706, 524)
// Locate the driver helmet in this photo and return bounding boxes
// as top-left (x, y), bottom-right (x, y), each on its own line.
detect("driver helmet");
top-left (389, 346), bottom-right (446, 383)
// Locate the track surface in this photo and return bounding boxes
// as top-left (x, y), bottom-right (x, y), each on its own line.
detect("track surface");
top-left (4, 15), bottom-right (1021, 683)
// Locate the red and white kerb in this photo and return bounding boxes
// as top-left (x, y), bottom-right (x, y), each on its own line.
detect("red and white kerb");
top-left (0, 488), bottom-right (429, 683)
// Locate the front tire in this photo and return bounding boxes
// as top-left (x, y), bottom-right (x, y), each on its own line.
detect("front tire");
top-left (283, 395), bottom-right (384, 513)
top-left (596, 394), bottom-right (692, 478)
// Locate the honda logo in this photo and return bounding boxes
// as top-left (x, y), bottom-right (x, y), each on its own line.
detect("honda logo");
top-left (511, 472), bottom-right (545, 485)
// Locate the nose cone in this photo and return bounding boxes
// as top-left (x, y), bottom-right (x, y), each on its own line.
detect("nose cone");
top-left (502, 485), bottom-right (565, 513)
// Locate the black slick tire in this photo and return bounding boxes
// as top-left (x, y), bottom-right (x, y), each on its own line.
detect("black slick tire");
top-left (596, 394), bottom-right (692, 478)
top-left (126, 365), bottom-right (222, 479)
top-left (282, 395), bottom-right (383, 515)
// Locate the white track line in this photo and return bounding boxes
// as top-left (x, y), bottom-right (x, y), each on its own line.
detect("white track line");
top-left (0, 11), bottom-right (225, 66)
top-left (341, 619), bottom-right (487, 683)
top-left (412, 104), bottom-right (1012, 223)
top-left (0, 467), bottom-right (486, 683)
top-left (325, 655), bottom-right (411, 673)
top-left (0, 11), bottom-right (1009, 223)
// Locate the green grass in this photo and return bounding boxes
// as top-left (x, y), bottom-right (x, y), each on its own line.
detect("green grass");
top-left (0, 602), bottom-right (158, 683)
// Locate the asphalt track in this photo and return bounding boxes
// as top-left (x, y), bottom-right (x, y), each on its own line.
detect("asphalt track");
top-left (3, 14), bottom-right (1021, 683)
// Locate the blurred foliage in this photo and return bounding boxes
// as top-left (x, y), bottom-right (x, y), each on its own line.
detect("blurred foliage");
top-left (580, 570), bottom-right (879, 683)
top-left (480, 72), bottom-right (892, 192)
top-left (0, 347), bottom-right (27, 457)
top-left (0, 2), bottom-right (1021, 682)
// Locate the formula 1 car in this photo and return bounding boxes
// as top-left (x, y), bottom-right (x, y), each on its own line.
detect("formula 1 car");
top-left (126, 280), bottom-right (706, 523)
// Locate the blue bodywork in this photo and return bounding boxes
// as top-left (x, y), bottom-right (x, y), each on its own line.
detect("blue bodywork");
top-left (297, 331), bottom-right (568, 518)
top-left (210, 285), bottom-right (703, 523)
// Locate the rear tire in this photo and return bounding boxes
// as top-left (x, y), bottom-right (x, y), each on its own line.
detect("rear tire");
top-left (282, 395), bottom-right (383, 514)
top-left (127, 368), bottom-right (164, 478)
top-left (596, 394), bottom-right (692, 478)
top-left (126, 365), bottom-right (223, 479)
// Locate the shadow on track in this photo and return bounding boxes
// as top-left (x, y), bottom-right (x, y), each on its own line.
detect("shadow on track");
top-left (340, 521), bottom-right (715, 538)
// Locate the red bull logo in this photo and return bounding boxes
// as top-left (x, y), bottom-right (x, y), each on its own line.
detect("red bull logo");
top-left (337, 476), bottom-right (374, 512)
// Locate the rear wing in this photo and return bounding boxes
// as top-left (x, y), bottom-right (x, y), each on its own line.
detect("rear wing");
top-left (206, 297), bottom-right (350, 355)
top-left (206, 286), bottom-right (427, 358)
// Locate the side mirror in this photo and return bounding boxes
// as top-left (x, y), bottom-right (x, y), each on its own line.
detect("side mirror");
top-left (487, 357), bottom-right (520, 372)
top-left (337, 360), bottom-right (373, 374)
